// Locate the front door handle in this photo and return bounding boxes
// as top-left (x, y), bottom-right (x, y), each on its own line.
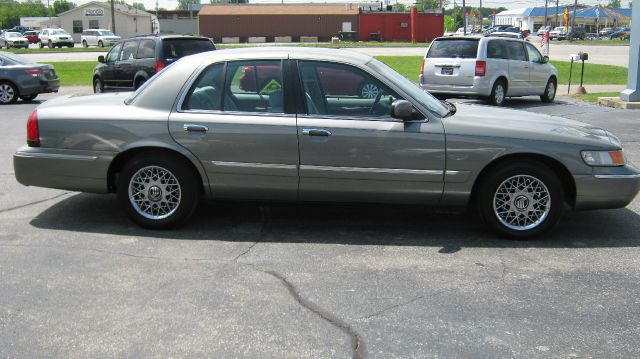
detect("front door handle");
top-left (183, 124), bottom-right (209, 133)
top-left (302, 128), bottom-right (332, 137)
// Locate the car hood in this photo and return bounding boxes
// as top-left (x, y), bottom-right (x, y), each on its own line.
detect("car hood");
top-left (443, 103), bottom-right (620, 149)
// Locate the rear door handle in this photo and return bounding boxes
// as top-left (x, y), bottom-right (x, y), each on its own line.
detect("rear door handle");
top-left (302, 128), bottom-right (332, 137)
top-left (183, 124), bottom-right (209, 133)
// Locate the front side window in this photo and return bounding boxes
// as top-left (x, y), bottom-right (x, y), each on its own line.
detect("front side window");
top-left (106, 43), bottom-right (122, 62)
top-left (72, 21), bottom-right (83, 34)
top-left (224, 60), bottom-right (284, 113)
top-left (298, 61), bottom-right (403, 118)
top-left (505, 41), bottom-right (527, 61)
top-left (525, 43), bottom-right (543, 63)
top-left (121, 40), bottom-right (138, 61)
top-left (183, 63), bottom-right (225, 111)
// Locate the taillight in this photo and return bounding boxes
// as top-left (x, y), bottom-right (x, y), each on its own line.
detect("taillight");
top-left (420, 60), bottom-right (425, 75)
top-left (475, 60), bottom-right (486, 77)
top-left (26, 69), bottom-right (43, 77)
top-left (155, 60), bottom-right (166, 72)
top-left (27, 110), bottom-right (40, 147)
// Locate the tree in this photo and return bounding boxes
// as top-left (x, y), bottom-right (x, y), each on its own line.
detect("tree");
top-left (177, 0), bottom-right (200, 10)
top-left (132, 2), bottom-right (145, 10)
top-left (606, 0), bottom-right (621, 8)
top-left (0, 0), bottom-right (49, 28)
top-left (416, 0), bottom-right (450, 11)
top-left (52, 0), bottom-right (76, 15)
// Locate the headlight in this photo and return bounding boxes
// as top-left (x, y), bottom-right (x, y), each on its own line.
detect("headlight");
top-left (581, 150), bottom-right (626, 166)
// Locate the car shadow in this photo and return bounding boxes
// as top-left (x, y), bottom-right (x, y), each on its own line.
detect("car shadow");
top-left (450, 96), bottom-right (577, 110)
top-left (29, 193), bottom-right (640, 249)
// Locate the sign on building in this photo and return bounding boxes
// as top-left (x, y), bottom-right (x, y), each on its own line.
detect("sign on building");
top-left (85, 8), bottom-right (105, 17)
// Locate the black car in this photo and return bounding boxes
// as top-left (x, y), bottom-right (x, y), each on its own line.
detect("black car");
top-left (92, 35), bottom-right (215, 93)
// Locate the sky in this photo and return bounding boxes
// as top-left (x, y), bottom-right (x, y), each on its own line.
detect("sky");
top-left (63, 0), bottom-right (633, 13)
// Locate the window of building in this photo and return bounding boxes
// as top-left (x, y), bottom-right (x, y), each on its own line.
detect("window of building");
top-left (298, 61), bottom-right (402, 118)
top-left (72, 20), bottom-right (83, 34)
top-left (89, 20), bottom-right (99, 29)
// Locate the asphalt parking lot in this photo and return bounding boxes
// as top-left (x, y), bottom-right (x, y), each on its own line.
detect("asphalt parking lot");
top-left (1, 94), bottom-right (639, 358)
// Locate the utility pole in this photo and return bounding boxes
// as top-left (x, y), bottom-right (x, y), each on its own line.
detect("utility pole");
top-left (111, 0), bottom-right (116, 34)
top-left (570, 0), bottom-right (578, 41)
top-left (555, 0), bottom-right (559, 27)
top-left (462, 0), bottom-right (466, 35)
top-left (544, 0), bottom-right (548, 28)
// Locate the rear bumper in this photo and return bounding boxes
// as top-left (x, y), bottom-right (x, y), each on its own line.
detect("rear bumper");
top-left (574, 165), bottom-right (640, 210)
top-left (14, 147), bottom-right (114, 194)
top-left (419, 76), bottom-right (492, 97)
top-left (19, 78), bottom-right (60, 96)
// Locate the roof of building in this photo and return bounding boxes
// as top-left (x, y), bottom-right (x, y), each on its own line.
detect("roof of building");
top-left (495, 8), bottom-right (528, 17)
top-left (574, 6), bottom-right (630, 20)
top-left (57, 1), bottom-right (153, 18)
top-left (520, 6), bottom-right (586, 17)
top-left (198, 4), bottom-right (360, 16)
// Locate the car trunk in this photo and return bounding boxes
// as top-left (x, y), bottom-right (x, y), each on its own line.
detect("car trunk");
top-left (423, 38), bottom-right (479, 86)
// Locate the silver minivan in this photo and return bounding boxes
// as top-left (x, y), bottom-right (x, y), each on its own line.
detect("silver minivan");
top-left (419, 36), bottom-right (557, 106)
top-left (81, 29), bottom-right (121, 48)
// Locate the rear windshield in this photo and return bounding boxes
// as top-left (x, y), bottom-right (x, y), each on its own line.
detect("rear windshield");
top-left (162, 39), bottom-right (215, 59)
top-left (427, 39), bottom-right (479, 59)
top-left (0, 52), bottom-right (34, 65)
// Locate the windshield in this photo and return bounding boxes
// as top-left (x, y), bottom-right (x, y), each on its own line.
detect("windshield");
top-left (51, 30), bottom-right (68, 35)
top-left (98, 31), bottom-right (115, 36)
top-left (427, 39), bottom-right (479, 59)
top-left (0, 52), bottom-right (34, 64)
top-left (367, 58), bottom-right (449, 118)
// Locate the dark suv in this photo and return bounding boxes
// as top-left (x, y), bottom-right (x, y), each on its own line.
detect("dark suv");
top-left (93, 35), bottom-right (215, 93)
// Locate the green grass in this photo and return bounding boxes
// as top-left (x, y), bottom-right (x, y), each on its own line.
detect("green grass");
top-left (44, 56), bottom-right (629, 88)
top-left (6, 46), bottom-right (110, 53)
top-left (554, 39), bottom-right (630, 46)
top-left (572, 91), bottom-right (620, 103)
top-left (218, 41), bottom-right (429, 49)
top-left (46, 61), bottom-right (96, 86)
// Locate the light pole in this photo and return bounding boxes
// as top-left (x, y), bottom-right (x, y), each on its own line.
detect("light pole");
top-left (620, 0), bottom-right (639, 102)
top-left (111, 0), bottom-right (116, 34)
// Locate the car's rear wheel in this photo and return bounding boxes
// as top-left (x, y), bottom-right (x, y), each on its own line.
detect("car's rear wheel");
top-left (477, 160), bottom-right (564, 238)
top-left (93, 77), bottom-right (104, 93)
top-left (488, 80), bottom-right (507, 106)
top-left (38, 41), bottom-right (43, 48)
top-left (117, 153), bottom-right (200, 229)
top-left (47, 40), bottom-right (53, 48)
top-left (541, 78), bottom-right (556, 103)
top-left (98, 40), bottom-right (104, 47)
top-left (19, 94), bottom-right (37, 102)
top-left (82, 40), bottom-right (87, 47)
top-left (0, 81), bottom-right (18, 104)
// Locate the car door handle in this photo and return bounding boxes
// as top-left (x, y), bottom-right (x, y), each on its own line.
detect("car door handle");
top-left (183, 124), bottom-right (209, 133)
top-left (302, 128), bottom-right (332, 137)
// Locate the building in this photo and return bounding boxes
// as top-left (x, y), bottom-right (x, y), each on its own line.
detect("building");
top-left (198, 4), bottom-right (360, 43)
top-left (359, 8), bottom-right (443, 42)
top-left (57, 1), bottom-right (157, 42)
top-left (156, 10), bottom-right (198, 35)
top-left (20, 17), bottom-right (61, 30)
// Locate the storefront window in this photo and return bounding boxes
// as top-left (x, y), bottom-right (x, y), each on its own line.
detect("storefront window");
top-left (89, 20), bottom-right (99, 29)
top-left (72, 20), bottom-right (83, 33)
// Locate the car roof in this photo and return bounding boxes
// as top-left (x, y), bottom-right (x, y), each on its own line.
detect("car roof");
top-left (185, 46), bottom-right (374, 66)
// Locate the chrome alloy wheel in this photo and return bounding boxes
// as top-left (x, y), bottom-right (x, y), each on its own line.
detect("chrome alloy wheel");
top-left (360, 83), bottom-right (379, 99)
top-left (128, 165), bottom-right (181, 220)
top-left (494, 84), bottom-right (505, 104)
top-left (0, 83), bottom-right (15, 103)
top-left (547, 81), bottom-right (556, 99)
top-left (493, 175), bottom-right (551, 231)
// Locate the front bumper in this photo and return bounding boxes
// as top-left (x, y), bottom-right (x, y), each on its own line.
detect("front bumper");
top-left (574, 165), bottom-right (640, 210)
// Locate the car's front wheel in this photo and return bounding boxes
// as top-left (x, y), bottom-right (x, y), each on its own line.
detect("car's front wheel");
top-left (476, 160), bottom-right (565, 238)
top-left (93, 77), bottom-right (104, 93)
top-left (98, 40), bottom-right (104, 47)
top-left (117, 153), bottom-right (201, 229)
top-left (47, 40), bottom-right (53, 48)
top-left (541, 78), bottom-right (556, 103)
top-left (82, 40), bottom-right (88, 47)
top-left (488, 80), bottom-right (507, 106)
top-left (0, 81), bottom-right (18, 104)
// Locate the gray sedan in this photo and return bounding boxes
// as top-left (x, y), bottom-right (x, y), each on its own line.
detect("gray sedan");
top-left (12, 47), bottom-right (640, 237)
top-left (0, 52), bottom-right (60, 103)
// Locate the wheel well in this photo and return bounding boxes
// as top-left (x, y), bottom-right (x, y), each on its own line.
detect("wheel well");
top-left (549, 75), bottom-right (557, 84)
top-left (469, 153), bottom-right (576, 208)
top-left (107, 147), bottom-right (204, 194)
top-left (494, 76), bottom-right (508, 91)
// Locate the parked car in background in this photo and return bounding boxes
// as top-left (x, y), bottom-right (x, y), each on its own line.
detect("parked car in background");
top-left (564, 26), bottom-right (586, 40)
top-left (0, 32), bottom-right (29, 49)
top-left (93, 35), bottom-right (216, 93)
top-left (419, 36), bottom-right (557, 106)
top-left (13, 47), bottom-right (640, 237)
top-left (8, 26), bottom-right (32, 34)
top-left (599, 27), bottom-right (615, 36)
top-left (488, 32), bottom-right (527, 41)
top-left (549, 26), bottom-right (567, 40)
top-left (38, 28), bottom-right (73, 48)
top-left (536, 26), bottom-right (552, 36)
top-left (81, 29), bottom-right (121, 47)
top-left (608, 28), bottom-right (630, 40)
top-left (0, 52), bottom-right (59, 104)
top-left (23, 31), bottom-right (40, 44)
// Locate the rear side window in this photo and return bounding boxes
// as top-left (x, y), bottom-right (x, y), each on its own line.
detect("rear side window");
top-left (162, 39), bottom-right (214, 60)
top-left (487, 40), bottom-right (507, 59)
top-left (427, 39), bottom-right (479, 59)
top-left (183, 63), bottom-right (225, 111)
top-left (504, 41), bottom-right (527, 61)
top-left (121, 40), bottom-right (138, 61)
top-left (136, 39), bottom-right (156, 59)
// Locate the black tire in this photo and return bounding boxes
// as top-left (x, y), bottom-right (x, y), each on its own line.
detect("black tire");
top-left (20, 94), bottom-right (38, 102)
top-left (48, 40), bottom-right (53, 48)
top-left (540, 77), bottom-right (557, 103)
top-left (476, 159), bottom-right (565, 238)
top-left (0, 81), bottom-right (19, 104)
top-left (67, 44), bottom-right (73, 48)
top-left (93, 77), bottom-right (104, 93)
top-left (38, 41), bottom-right (43, 48)
top-left (488, 79), bottom-right (507, 106)
top-left (98, 40), bottom-right (103, 47)
top-left (358, 81), bottom-right (380, 99)
top-left (134, 77), bottom-right (146, 90)
top-left (117, 153), bottom-right (201, 229)
top-left (82, 40), bottom-right (88, 48)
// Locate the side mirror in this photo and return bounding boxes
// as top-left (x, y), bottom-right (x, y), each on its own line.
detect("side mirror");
top-left (98, 55), bottom-right (105, 63)
top-left (390, 99), bottom-right (413, 120)
top-left (542, 56), bottom-right (549, 64)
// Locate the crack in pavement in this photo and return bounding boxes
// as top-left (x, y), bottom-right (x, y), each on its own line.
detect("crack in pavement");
top-left (0, 192), bottom-right (72, 214)
top-left (254, 266), bottom-right (366, 359)
top-left (232, 206), bottom-right (271, 262)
